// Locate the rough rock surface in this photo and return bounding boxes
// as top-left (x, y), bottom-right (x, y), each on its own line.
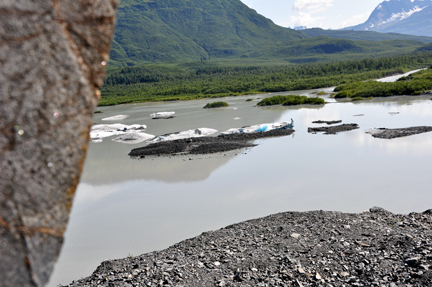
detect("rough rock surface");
top-left (129, 129), bottom-right (295, 157)
top-left (0, 1), bottom-right (118, 286)
top-left (63, 207), bottom-right (432, 287)
top-left (366, 126), bottom-right (432, 139)
top-left (308, 124), bottom-right (359, 135)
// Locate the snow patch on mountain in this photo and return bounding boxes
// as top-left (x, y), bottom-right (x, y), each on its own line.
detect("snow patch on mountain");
top-left (380, 5), bottom-right (427, 25)
top-left (344, 0), bottom-right (432, 37)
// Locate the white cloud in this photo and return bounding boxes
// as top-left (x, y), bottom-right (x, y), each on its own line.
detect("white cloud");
top-left (289, 0), bottom-right (333, 28)
top-left (289, 12), bottom-right (324, 27)
top-left (336, 12), bottom-right (371, 29)
top-left (293, 0), bottom-right (334, 12)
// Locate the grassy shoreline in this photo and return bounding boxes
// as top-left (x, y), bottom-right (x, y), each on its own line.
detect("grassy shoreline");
top-left (99, 52), bottom-right (432, 106)
top-left (334, 67), bottom-right (432, 99)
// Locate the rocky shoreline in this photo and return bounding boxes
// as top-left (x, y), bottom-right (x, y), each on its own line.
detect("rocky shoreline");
top-left (366, 126), bottom-right (432, 139)
top-left (308, 124), bottom-right (359, 135)
top-left (129, 129), bottom-right (295, 157)
top-left (63, 207), bottom-right (432, 287)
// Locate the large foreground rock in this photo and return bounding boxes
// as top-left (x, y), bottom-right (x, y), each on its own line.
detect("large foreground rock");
top-left (0, 1), bottom-right (118, 286)
top-left (64, 207), bottom-right (432, 287)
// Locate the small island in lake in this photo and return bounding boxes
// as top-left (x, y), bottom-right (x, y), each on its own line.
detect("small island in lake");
top-left (257, 95), bottom-right (325, 106)
top-left (203, 101), bottom-right (230, 108)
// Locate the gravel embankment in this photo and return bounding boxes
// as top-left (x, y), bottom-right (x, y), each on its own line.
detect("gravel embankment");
top-left (129, 129), bottom-right (295, 157)
top-left (308, 124), bottom-right (359, 135)
top-left (63, 207), bottom-right (432, 287)
top-left (366, 126), bottom-right (432, 139)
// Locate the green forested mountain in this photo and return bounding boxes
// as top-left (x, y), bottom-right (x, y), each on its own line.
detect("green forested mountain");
top-left (111, 0), bottom-right (305, 65)
top-left (301, 28), bottom-right (432, 44)
top-left (110, 0), bottom-right (427, 67)
top-left (417, 42), bottom-right (432, 52)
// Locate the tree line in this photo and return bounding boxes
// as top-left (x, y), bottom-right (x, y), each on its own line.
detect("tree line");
top-left (99, 52), bottom-right (432, 106)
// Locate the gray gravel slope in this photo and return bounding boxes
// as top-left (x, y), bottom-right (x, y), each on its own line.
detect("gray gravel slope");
top-left (63, 207), bottom-right (432, 287)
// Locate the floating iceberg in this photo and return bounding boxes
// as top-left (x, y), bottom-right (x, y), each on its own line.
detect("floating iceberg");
top-left (101, 115), bottom-right (129, 121)
top-left (150, 111), bottom-right (175, 119)
top-left (91, 138), bottom-right (103, 144)
top-left (147, 128), bottom-right (218, 143)
top-left (221, 119), bottom-right (294, 135)
top-left (90, 123), bottom-right (148, 143)
top-left (112, 133), bottom-right (155, 144)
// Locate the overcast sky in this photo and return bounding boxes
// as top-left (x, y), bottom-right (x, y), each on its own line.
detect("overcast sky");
top-left (240, 0), bottom-right (384, 29)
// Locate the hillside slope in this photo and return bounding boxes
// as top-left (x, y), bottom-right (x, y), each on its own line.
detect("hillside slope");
top-left (111, 0), bottom-right (305, 65)
top-left (302, 28), bottom-right (432, 44)
top-left (416, 42), bottom-right (432, 52)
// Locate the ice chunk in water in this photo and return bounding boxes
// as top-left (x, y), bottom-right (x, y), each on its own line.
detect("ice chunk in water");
top-left (101, 115), bottom-right (129, 121)
top-left (91, 138), bottom-right (103, 143)
top-left (150, 111), bottom-right (175, 119)
top-left (90, 123), bottom-right (148, 142)
top-left (221, 119), bottom-right (294, 135)
top-left (147, 128), bottom-right (217, 143)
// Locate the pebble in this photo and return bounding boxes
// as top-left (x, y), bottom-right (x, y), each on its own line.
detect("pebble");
top-left (291, 233), bottom-right (301, 239)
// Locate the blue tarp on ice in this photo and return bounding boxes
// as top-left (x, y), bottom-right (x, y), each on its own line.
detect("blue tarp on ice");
top-left (221, 119), bottom-right (294, 135)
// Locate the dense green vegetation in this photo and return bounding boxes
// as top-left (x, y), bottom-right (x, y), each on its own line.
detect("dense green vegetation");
top-left (100, 52), bottom-right (432, 106)
top-left (334, 67), bottom-right (432, 99)
top-left (250, 37), bottom-right (425, 64)
top-left (351, 97), bottom-right (372, 101)
top-left (203, 101), bottom-right (229, 108)
top-left (416, 42), bottom-right (432, 52)
top-left (257, 95), bottom-right (294, 106)
top-left (257, 95), bottom-right (325, 106)
top-left (283, 96), bottom-right (325, 106)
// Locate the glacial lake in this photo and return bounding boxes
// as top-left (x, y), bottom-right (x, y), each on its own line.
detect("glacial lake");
top-left (48, 83), bottom-right (432, 286)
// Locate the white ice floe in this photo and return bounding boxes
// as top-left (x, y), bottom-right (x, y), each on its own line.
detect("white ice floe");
top-left (91, 138), bottom-right (103, 144)
top-left (90, 123), bottom-right (147, 143)
top-left (233, 117), bottom-right (241, 120)
top-left (221, 119), bottom-right (294, 135)
top-left (150, 111), bottom-right (175, 119)
top-left (147, 128), bottom-right (218, 143)
top-left (112, 133), bottom-right (155, 144)
top-left (101, 115), bottom-right (129, 121)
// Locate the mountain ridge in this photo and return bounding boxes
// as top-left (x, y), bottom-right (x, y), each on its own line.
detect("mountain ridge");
top-left (110, 0), bottom-right (430, 67)
top-left (344, 0), bottom-right (432, 37)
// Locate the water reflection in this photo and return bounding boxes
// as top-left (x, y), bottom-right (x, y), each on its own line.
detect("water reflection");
top-left (297, 106), bottom-right (342, 126)
top-left (350, 95), bottom-right (432, 108)
top-left (48, 93), bottom-right (432, 287)
top-left (347, 128), bottom-right (432, 156)
top-left (81, 144), bottom-right (240, 184)
top-left (83, 96), bottom-right (291, 184)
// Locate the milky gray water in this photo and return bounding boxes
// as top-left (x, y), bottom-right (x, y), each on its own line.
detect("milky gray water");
top-left (48, 85), bottom-right (432, 286)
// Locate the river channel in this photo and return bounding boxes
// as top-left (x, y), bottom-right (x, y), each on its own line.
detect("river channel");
top-left (48, 81), bottom-right (432, 286)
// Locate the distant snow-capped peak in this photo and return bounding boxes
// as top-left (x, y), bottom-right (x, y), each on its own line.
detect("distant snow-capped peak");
top-left (379, 5), bottom-right (427, 25)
